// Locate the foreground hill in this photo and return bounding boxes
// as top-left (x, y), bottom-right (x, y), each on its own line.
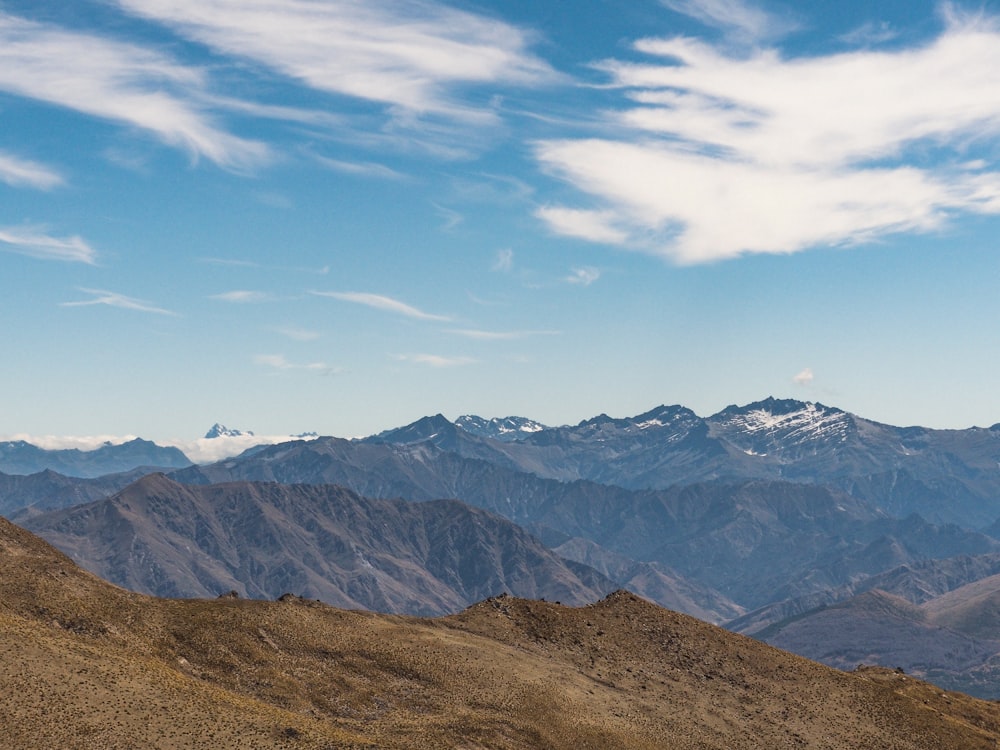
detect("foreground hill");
top-left (4, 517), bottom-right (1000, 749)
top-left (22, 474), bottom-right (613, 615)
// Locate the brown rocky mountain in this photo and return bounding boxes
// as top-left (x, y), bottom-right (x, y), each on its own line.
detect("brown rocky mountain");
top-left (21, 473), bottom-right (613, 615)
top-left (5, 515), bottom-right (1000, 750)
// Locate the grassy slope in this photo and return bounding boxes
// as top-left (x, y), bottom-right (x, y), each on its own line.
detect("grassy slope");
top-left (4, 516), bottom-right (1000, 749)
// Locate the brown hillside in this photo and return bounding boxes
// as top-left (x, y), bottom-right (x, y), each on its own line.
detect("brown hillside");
top-left (3, 516), bottom-right (1000, 749)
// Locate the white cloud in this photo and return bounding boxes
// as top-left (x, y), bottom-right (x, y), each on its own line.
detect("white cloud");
top-left (793, 367), bottom-right (814, 385)
top-left (0, 12), bottom-right (267, 170)
top-left (492, 248), bottom-right (514, 272)
top-left (660, 0), bottom-right (797, 45)
top-left (209, 290), bottom-right (273, 303)
top-left (394, 353), bottom-right (477, 367)
top-left (61, 288), bottom-right (177, 315)
top-left (0, 151), bottom-right (64, 189)
top-left (174, 433), bottom-right (320, 463)
top-left (565, 267), bottom-right (602, 286)
top-left (312, 291), bottom-right (451, 321)
top-left (0, 433), bottom-right (140, 451)
top-left (448, 328), bottom-right (559, 340)
top-left (254, 353), bottom-right (339, 374)
top-left (535, 206), bottom-right (629, 244)
top-left (315, 155), bottom-right (407, 181)
top-left (0, 226), bottom-right (96, 263)
top-left (113, 0), bottom-right (554, 123)
top-left (536, 14), bottom-right (1000, 263)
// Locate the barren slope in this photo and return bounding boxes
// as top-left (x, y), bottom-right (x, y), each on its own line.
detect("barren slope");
top-left (4, 516), bottom-right (1000, 749)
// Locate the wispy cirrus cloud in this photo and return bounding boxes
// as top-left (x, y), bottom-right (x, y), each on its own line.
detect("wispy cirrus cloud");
top-left (255, 353), bottom-right (340, 374)
top-left (312, 291), bottom-right (450, 321)
top-left (394, 353), bottom-right (476, 367)
top-left (0, 226), bottom-right (96, 263)
top-left (448, 328), bottom-right (559, 340)
top-left (491, 248), bottom-right (514, 273)
top-left (0, 151), bottom-right (64, 189)
top-left (660, 0), bottom-right (798, 45)
top-left (564, 267), bottom-right (601, 286)
top-left (209, 290), bottom-right (274, 303)
top-left (113, 0), bottom-right (554, 124)
top-left (0, 11), bottom-right (267, 170)
top-left (536, 11), bottom-right (1000, 264)
top-left (314, 155), bottom-right (407, 181)
top-left (61, 288), bottom-right (177, 315)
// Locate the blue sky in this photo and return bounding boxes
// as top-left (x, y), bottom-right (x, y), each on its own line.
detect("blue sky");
top-left (3, 0), bottom-right (1000, 445)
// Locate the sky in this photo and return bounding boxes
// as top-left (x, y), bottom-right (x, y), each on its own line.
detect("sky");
top-left (3, 0), bottom-right (1000, 447)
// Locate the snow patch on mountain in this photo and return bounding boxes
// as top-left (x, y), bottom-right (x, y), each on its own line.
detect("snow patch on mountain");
top-left (455, 415), bottom-right (549, 441)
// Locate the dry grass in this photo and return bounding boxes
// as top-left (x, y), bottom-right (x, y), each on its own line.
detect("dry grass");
top-left (4, 517), bottom-right (1000, 749)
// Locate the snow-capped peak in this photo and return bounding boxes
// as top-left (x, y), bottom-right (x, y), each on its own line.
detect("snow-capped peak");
top-left (205, 423), bottom-right (255, 439)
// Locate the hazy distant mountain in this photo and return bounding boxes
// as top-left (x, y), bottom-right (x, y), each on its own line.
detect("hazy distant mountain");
top-left (0, 438), bottom-right (192, 478)
top-left (730, 551), bottom-right (1000, 635)
top-left (753, 584), bottom-right (1000, 699)
top-left (24, 474), bottom-right (615, 616)
top-left (368, 398), bottom-right (1000, 528)
top-left (0, 468), bottom-right (152, 520)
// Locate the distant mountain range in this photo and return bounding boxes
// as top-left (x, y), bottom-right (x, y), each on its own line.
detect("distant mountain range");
top-left (0, 438), bottom-right (191, 478)
top-left (8, 398), bottom-right (1000, 527)
top-left (9, 396), bottom-right (1000, 696)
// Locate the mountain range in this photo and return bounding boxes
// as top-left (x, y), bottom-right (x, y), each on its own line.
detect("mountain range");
top-left (9, 396), bottom-right (1000, 697)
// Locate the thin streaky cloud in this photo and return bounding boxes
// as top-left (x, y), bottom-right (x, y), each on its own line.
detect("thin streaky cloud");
top-left (0, 226), bottom-right (96, 264)
top-left (61, 288), bottom-right (177, 316)
top-left (255, 353), bottom-right (341, 375)
top-left (394, 353), bottom-right (477, 367)
top-left (0, 12), bottom-right (268, 170)
top-left (0, 151), bottom-right (64, 189)
top-left (315, 155), bottom-right (407, 181)
top-left (537, 14), bottom-right (1000, 264)
top-left (209, 290), bottom-right (273, 303)
top-left (838, 20), bottom-right (898, 47)
top-left (448, 329), bottom-right (560, 340)
top-left (312, 291), bottom-right (451, 321)
top-left (660, 0), bottom-right (798, 44)
top-left (113, 0), bottom-right (555, 123)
